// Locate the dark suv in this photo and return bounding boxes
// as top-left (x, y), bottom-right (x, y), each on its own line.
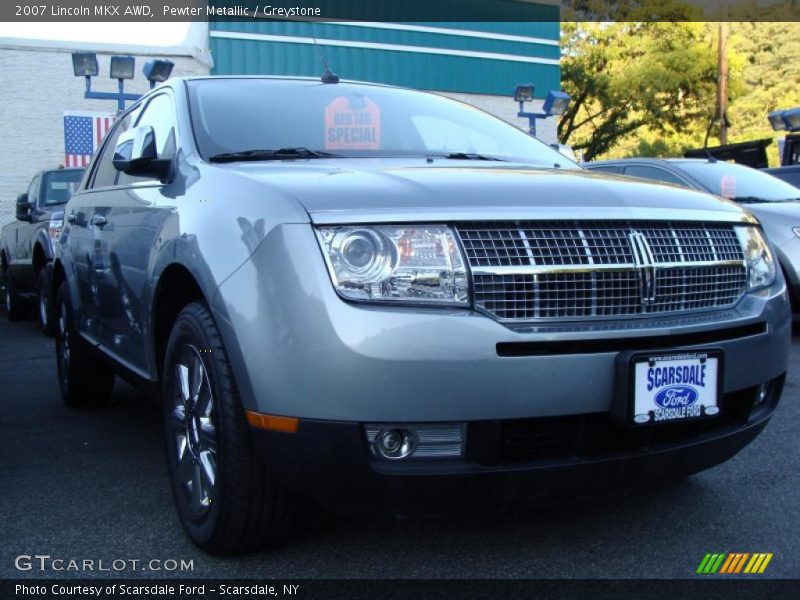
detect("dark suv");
top-left (1, 168), bottom-right (84, 333)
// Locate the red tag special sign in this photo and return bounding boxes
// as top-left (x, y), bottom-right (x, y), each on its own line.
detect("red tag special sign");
top-left (720, 173), bottom-right (737, 199)
top-left (325, 96), bottom-right (381, 150)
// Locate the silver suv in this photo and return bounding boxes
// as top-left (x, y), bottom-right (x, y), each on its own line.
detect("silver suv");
top-left (53, 77), bottom-right (791, 555)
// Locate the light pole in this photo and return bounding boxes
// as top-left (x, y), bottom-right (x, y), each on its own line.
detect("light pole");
top-left (71, 53), bottom-right (175, 113)
top-left (514, 85), bottom-right (571, 138)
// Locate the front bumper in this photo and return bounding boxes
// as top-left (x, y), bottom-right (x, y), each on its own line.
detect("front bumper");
top-left (210, 224), bottom-right (791, 514)
top-left (251, 375), bottom-right (783, 516)
top-left (213, 224), bottom-right (792, 422)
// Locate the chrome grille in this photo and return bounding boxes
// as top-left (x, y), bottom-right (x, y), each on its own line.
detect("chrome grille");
top-left (458, 221), bottom-right (748, 321)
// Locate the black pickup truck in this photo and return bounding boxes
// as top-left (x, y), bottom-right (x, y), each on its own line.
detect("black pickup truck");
top-left (1, 168), bottom-right (84, 334)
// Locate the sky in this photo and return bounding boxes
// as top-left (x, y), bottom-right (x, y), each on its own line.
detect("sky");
top-left (0, 22), bottom-right (192, 46)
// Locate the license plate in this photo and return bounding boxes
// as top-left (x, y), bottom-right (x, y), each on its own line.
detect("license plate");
top-left (631, 351), bottom-right (721, 425)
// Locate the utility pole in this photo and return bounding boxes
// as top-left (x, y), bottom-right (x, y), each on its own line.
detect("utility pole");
top-left (717, 20), bottom-right (729, 145)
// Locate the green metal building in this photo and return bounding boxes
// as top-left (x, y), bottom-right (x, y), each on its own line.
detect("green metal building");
top-left (208, 8), bottom-right (562, 142)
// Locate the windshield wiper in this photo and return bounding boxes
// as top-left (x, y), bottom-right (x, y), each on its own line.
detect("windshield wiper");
top-left (428, 152), bottom-right (505, 162)
top-left (731, 196), bottom-right (770, 204)
top-left (209, 147), bottom-right (341, 163)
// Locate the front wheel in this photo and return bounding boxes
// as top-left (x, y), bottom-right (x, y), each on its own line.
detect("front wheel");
top-left (162, 302), bottom-right (293, 555)
top-left (54, 282), bottom-right (114, 406)
top-left (38, 268), bottom-right (55, 336)
top-left (4, 270), bottom-right (26, 321)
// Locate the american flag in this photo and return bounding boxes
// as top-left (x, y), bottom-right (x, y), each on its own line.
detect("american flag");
top-left (63, 112), bottom-right (114, 167)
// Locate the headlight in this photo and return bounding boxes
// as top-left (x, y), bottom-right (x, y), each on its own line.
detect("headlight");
top-left (736, 226), bottom-right (776, 291)
top-left (316, 225), bottom-right (469, 305)
top-left (48, 216), bottom-right (64, 251)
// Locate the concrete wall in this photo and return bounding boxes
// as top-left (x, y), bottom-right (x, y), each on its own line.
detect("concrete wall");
top-left (0, 46), bottom-right (208, 226)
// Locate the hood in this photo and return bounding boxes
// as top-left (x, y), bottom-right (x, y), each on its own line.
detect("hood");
top-left (743, 201), bottom-right (800, 220)
top-left (743, 201), bottom-right (800, 247)
top-left (218, 158), bottom-right (754, 225)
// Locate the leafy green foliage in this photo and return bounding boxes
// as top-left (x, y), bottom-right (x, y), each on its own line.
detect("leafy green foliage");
top-left (561, 4), bottom-right (800, 165)
top-left (725, 21), bottom-right (800, 165)
top-left (559, 16), bottom-right (725, 161)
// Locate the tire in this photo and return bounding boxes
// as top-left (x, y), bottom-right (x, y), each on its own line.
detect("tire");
top-left (38, 268), bottom-right (55, 336)
top-left (4, 270), bottom-right (26, 321)
top-left (162, 302), bottom-right (293, 555)
top-left (54, 282), bottom-right (114, 406)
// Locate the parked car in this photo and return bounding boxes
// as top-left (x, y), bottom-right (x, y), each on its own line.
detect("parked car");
top-left (53, 77), bottom-right (790, 555)
top-left (1, 167), bottom-right (84, 333)
top-left (764, 164), bottom-right (800, 189)
top-left (584, 158), bottom-right (800, 316)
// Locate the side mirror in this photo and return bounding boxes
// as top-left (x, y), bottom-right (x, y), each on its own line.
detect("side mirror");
top-left (15, 193), bottom-right (31, 222)
top-left (112, 125), bottom-right (171, 180)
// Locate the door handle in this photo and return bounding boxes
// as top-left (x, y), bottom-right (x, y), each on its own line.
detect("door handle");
top-left (93, 215), bottom-right (107, 227)
top-left (66, 213), bottom-right (75, 223)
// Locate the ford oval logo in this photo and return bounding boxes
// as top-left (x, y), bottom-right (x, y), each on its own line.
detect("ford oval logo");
top-left (655, 385), bottom-right (698, 409)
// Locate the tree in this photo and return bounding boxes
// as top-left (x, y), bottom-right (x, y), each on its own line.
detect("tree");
top-left (600, 20), bottom-right (800, 165)
top-left (725, 21), bottom-right (800, 165)
top-left (559, 19), bottom-right (728, 161)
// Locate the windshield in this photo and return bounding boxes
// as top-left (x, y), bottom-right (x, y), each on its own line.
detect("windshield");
top-left (41, 170), bottom-right (83, 206)
top-left (187, 78), bottom-right (578, 168)
top-left (676, 160), bottom-right (800, 202)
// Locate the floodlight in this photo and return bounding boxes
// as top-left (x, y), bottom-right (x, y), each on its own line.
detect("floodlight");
top-left (543, 90), bottom-right (571, 116)
top-left (110, 55), bottom-right (135, 80)
top-left (782, 108), bottom-right (800, 132)
top-left (768, 110), bottom-right (787, 131)
top-left (142, 59), bottom-right (175, 87)
top-left (514, 84), bottom-right (535, 103)
top-left (72, 52), bottom-right (99, 77)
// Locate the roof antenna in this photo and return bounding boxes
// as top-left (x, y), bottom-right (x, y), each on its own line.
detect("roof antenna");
top-left (312, 37), bottom-right (339, 84)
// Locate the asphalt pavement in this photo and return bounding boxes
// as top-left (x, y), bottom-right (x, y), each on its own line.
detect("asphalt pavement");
top-left (1, 315), bottom-right (798, 579)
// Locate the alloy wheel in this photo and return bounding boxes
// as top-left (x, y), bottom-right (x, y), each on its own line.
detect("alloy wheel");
top-left (39, 290), bottom-right (49, 328)
top-left (56, 303), bottom-right (70, 385)
top-left (171, 344), bottom-right (217, 516)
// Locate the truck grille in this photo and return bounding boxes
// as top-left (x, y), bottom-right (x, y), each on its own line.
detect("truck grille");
top-left (456, 221), bottom-right (747, 321)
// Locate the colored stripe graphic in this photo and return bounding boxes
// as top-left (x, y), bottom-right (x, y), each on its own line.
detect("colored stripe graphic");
top-left (698, 553), bottom-right (773, 574)
top-left (734, 553), bottom-right (749, 573)
top-left (720, 554), bottom-right (736, 573)
top-left (696, 553), bottom-right (713, 574)
top-left (720, 553), bottom-right (750, 574)
top-left (697, 553), bottom-right (726, 574)
top-left (744, 553), bottom-right (773, 574)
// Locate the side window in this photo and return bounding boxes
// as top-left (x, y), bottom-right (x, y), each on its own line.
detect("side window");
top-left (90, 112), bottom-right (134, 189)
top-left (624, 165), bottom-right (686, 187)
top-left (27, 176), bottom-right (40, 205)
top-left (118, 94), bottom-right (177, 185)
top-left (587, 165), bottom-right (621, 174)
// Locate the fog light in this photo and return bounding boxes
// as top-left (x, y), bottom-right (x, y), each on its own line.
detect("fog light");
top-left (756, 382), bottom-right (770, 405)
top-left (375, 429), bottom-right (415, 459)
top-left (365, 424), bottom-right (465, 460)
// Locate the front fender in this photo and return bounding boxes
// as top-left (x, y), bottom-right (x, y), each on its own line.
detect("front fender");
top-left (33, 228), bottom-right (55, 262)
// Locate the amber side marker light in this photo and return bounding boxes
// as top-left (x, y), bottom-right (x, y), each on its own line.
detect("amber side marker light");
top-left (246, 411), bottom-right (299, 433)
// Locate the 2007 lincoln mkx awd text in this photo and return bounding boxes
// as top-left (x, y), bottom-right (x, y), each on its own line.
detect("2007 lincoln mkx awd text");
top-left (50, 76), bottom-right (790, 555)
